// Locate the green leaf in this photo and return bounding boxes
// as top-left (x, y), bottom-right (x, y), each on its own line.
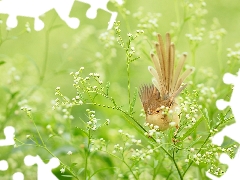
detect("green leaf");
top-left (130, 56), bottom-right (140, 63)
top-left (77, 168), bottom-right (84, 175)
top-left (74, 127), bottom-right (88, 137)
top-left (189, 135), bottom-right (202, 147)
top-left (0, 61), bottom-right (5, 66)
top-left (180, 116), bottom-right (203, 141)
top-left (70, 163), bottom-right (78, 169)
top-left (11, 91), bottom-right (20, 99)
top-left (49, 24), bottom-right (64, 31)
top-left (61, 175), bottom-right (74, 177)
top-left (89, 167), bottom-right (116, 179)
top-left (105, 81), bottom-right (110, 96)
top-left (130, 87), bottom-right (137, 114)
top-left (203, 108), bottom-right (211, 130)
top-left (154, 160), bottom-right (159, 168)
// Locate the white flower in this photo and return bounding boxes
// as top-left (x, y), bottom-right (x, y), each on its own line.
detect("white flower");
top-left (67, 151), bottom-right (72, 155)
top-left (60, 168), bottom-right (65, 173)
top-left (106, 119), bottom-right (110, 125)
top-left (169, 122), bottom-right (176, 127)
top-left (127, 33), bottom-right (132, 37)
top-left (118, 129), bottom-right (123, 133)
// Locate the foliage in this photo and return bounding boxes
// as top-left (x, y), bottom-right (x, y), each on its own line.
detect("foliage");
top-left (0, 0), bottom-right (240, 179)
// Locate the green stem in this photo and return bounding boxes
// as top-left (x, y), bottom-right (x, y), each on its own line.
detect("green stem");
top-left (172, 150), bottom-right (183, 180)
top-left (174, 0), bottom-right (189, 46)
top-left (125, 38), bottom-right (132, 113)
top-left (217, 40), bottom-right (222, 72)
top-left (127, 61), bottom-right (131, 113)
top-left (39, 14), bottom-right (57, 85)
top-left (182, 133), bottom-right (211, 177)
top-left (117, 5), bottom-right (131, 32)
top-left (15, 138), bottom-right (80, 180)
top-left (85, 129), bottom-right (91, 179)
top-left (39, 29), bottom-right (50, 84)
top-left (28, 112), bottom-right (45, 146)
top-left (104, 150), bottom-right (138, 179)
top-left (191, 47), bottom-right (196, 67)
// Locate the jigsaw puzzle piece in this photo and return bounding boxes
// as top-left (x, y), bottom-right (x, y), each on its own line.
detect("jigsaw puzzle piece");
top-left (0, 160), bottom-right (8, 171)
top-left (77, 0), bottom-right (122, 29)
top-left (54, 0), bottom-right (80, 29)
top-left (211, 124), bottom-right (240, 145)
top-left (12, 172), bottom-right (24, 180)
top-left (0, 0), bottom-right (79, 31)
top-left (0, 126), bottom-right (15, 146)
top-left (0, 0), bottom-right (52, 30)
top-left (213, 69), bottom-right (240, 145)
top-left (24, 155), bottom-right (60, 180)
top-left (207, 69), bottom-right (240, 179)
top-left (206, 149), bottom-right (240, 180)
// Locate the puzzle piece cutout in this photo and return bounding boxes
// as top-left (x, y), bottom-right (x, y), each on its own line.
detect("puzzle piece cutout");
top-left (0, 0), bottom-right (79, 31)
top-left (0, 160), bottom-right (24, 179)
top-left (0, 155), bottom-right (59, 179)
top-left (24, 155), bottom-right (60, 180)
top-left (0, 0), bottom-right (123, 31)
top-left (0, 126), bottom-right (15, 146)
top-left (206, 150), bottom-right (240, 180)
top-left (77, 0), bottom-right (123, 29)
top-left (0, 160), bottom-right (8, 171)
top-left (206, 69), bottom-right (240, 180)
top-left (212, 70), bottom-right (240, 145)
top-left (0, 126), bottom-right (24, 180)
top-left (0, 126), bottom-right (59, 179)
top-left (12, 172), bottom-right (24, 180)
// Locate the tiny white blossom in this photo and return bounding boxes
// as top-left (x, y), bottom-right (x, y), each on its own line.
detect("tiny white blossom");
top-left (168, 110), bottom-right (173, 114)
top-left (127, 33), bottom-right (132, 37)
top-left (169, 122), bottom-right (176, 127)
top-left (67, 151), bottom-right (72, 155)
top-left (60, 168), bottom-right (65, 173)
top-left (118, 129), bottom-right (123, 133)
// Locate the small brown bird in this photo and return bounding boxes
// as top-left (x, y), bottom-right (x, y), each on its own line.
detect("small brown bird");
top-left (139, 33), bottom-right (193, 131)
